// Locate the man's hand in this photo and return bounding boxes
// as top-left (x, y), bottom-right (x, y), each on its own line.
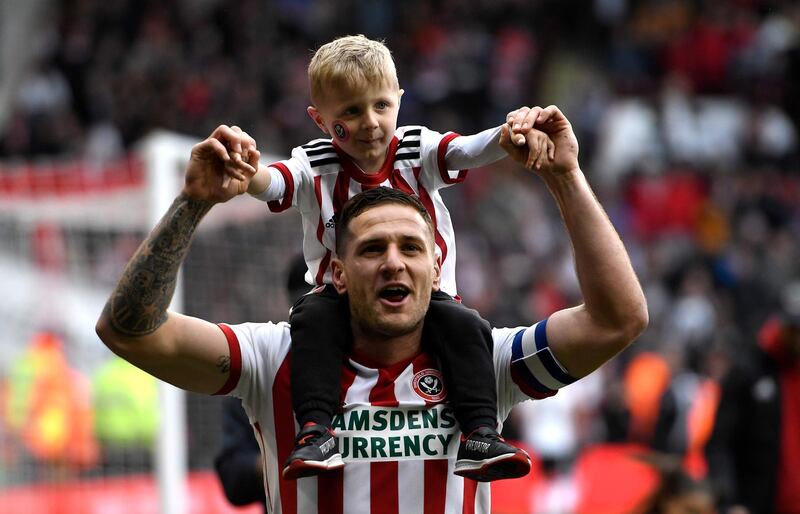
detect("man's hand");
top-left (503, 105), bottom-right (579, 178)
top-left (183, 125), bottom-right (260, 204)
top-left (500, 124), bottom-right (554, 171)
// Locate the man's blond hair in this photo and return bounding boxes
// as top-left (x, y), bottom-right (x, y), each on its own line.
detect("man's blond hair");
top-left (308, 35), bottom-right (399, 105)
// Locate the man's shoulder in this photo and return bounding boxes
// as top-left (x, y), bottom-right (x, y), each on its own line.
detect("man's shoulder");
top-left (225, 321), bottom-right (292, 351)
top-left (490, 326), bottom-right (519, 341)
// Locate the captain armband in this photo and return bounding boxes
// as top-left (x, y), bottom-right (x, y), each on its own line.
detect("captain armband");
top-left (510, 318), bottom-right (577, 399)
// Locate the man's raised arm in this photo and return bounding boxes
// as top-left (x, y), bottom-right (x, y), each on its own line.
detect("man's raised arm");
top-left (95, 125), bottom-right (260, 394)
top-left (502, 106), bottom-right (648, 379)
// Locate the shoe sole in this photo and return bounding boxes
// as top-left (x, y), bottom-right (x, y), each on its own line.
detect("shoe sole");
top-left (454, 451), bottom-right (531, 482)
top-left (282, 454), bottom-right (345, 480)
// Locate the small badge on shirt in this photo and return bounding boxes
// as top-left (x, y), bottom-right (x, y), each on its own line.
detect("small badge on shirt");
top-left (412, 369), bottom-right (447, 402)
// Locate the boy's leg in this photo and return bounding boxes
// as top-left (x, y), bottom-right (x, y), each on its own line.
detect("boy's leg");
top-left (283, 285), bottom-right (348, 479)
top-left (425, 293), bottom-right (497, 433)
top-left (426, 292), bottom-right (531, 481)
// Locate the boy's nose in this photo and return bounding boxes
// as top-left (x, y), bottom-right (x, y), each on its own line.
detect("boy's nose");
top-left (362, 110), bottom-right (379, 129)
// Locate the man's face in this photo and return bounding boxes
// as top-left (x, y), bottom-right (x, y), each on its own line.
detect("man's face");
top-left (308, 80), bottom-right (403, 173)
top-left (332, 203), bottom-right (440, 339)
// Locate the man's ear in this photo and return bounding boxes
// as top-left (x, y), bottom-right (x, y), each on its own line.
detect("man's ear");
top-left (331, 258), bottom-right (348, 294)
top-left (307, 106), bottom-right (330, 134)
top-left (432, 258), bottom-right (442, 292)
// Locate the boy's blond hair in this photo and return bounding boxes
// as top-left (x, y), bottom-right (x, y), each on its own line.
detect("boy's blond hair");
top-left (308, 35), bottom-right (399, 105)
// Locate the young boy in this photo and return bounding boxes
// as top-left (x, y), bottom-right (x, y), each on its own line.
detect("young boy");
top-left (246, 35), bottom-right (552, 482)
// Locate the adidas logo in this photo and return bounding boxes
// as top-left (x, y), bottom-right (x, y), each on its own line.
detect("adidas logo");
top-left (465, 440), bottom-right (491, 454)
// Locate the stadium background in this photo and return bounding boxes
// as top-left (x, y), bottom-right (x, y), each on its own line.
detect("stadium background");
top-left (1, 0), bottom-right (799, 512)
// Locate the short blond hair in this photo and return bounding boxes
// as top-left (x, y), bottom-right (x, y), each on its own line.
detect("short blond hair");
top-left (308, 35), bottom-right (399, 104)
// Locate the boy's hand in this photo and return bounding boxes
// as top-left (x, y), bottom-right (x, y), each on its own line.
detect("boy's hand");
top-left (504, 105), bottom-right (579, 178)
top-left (183, 125), bottom-right (260, 204)
top-left (505, 125), bottom-right (554, 170)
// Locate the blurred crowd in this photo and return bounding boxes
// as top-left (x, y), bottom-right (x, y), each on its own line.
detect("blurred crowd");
top-left (2, 0), bottom-right (800, 512)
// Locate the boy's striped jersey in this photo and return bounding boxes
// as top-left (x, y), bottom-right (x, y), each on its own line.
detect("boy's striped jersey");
top-left (265, 126), bottom-right (469, 296)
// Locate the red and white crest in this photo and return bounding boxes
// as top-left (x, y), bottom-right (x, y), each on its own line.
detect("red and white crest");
top-left (411, 369), bottom-right (447, 402)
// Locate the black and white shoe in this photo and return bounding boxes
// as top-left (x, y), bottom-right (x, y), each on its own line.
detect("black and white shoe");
top-left (453, 427), bottom-right (531, 482)
top-left (282, 423), bottom-right (344, 480)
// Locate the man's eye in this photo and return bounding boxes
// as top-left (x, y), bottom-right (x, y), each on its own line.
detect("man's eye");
top-left (403, 244), bottom-right (421, 252)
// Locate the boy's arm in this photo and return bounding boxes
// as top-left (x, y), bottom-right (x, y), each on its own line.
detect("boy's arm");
top-left (247, 162), bottom-right (291, 204)
top-left (444, 120), bottom-right (552, 171)
top-left (247, 163), bottom-right (272, 195)
top-left (444, 126), bottom-right (506, 170)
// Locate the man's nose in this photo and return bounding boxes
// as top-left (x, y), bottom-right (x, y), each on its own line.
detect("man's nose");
top-left (381, 245), bottom-right (405, 273)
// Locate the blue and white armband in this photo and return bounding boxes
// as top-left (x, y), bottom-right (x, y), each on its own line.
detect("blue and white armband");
top-left (510, 319), bottom-right (578, 399)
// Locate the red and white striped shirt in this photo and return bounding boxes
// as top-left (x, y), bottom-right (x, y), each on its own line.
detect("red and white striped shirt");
top-left (260, 125), bottom-right (501, 296)
top-left (215, 318), bottom-right (577, 514)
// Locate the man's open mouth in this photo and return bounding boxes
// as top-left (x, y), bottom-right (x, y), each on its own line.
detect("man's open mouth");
top-left (379, 285), bottom-right (410, 303)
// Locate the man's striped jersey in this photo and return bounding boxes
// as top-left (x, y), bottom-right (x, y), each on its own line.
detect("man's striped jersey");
top-left (214, 318), bottom-right (577, 514)
top-left (264, 126), bottom-right (472, 296)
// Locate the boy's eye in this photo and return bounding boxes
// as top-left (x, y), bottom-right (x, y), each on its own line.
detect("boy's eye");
top-left (376, 101), bottom-right (388, 110)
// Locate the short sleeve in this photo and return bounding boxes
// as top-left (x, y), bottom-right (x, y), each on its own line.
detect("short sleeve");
top-left (493, 319), bottom-right (579, 420)
top-left (213, 321), bottom-right (292, 421)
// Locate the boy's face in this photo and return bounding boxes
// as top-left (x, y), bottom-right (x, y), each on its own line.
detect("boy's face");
top-left (308, 80), bottom-right (403, 173)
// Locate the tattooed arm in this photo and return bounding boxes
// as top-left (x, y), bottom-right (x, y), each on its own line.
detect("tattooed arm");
top-left (95, 125), bottom-right (260, 394)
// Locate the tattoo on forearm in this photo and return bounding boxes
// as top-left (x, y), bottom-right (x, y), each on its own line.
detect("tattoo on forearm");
top-left (105, 193), bottom-right (212, 336)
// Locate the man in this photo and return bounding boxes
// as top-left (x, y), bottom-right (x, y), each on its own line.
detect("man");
top-left (96, 106), bottom-right (648, 512)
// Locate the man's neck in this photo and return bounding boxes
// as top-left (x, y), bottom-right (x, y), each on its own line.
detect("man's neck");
top-left (351, 327), bottom-right (423, 368)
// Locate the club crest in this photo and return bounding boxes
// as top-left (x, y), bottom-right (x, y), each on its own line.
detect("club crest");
top-left (412, 369), bottom-right (446, 402)
top-left (332, 121), bottom-right (350, 141)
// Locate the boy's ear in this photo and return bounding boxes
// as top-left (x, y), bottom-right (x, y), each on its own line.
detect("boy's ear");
top-left (331, 258), bottom-right (348, 294)
top-left (307, 106), bottom-right (330, 134)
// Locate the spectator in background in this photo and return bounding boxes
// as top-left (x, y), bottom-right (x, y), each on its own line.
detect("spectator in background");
top-left (637, 452), bottom-right (717, 514)
top-left (214, 397), bottom-right (265, 509)
top-left (214, 254), bottom-right (308, 511)
top-left (705, 281), bottom-right (800, 514)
